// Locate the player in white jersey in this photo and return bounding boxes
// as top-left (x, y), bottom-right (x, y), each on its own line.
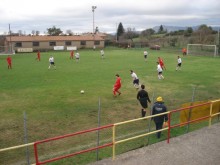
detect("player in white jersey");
top-left (75, 51), bottom-right (80, 62)
top-left (143, 50), bottom-right (148, 61)
top-left (48, 56), bottom-right (56, 69)
top-left (157, 62), bottom-right (164, 79)
top-left (176, 56), bottom-right (182, 71)
top-left (100, 49), bottom-right (105, 59)
top-left (130, 70), bottom-right (139, 89)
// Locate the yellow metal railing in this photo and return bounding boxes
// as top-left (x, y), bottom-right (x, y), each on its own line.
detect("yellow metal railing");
top-left (112, 112), bottom-right (169, 160)
top-left (1, 99), bottom-right (220, 164)
top-left (209, 99), bottom-right (220, 126)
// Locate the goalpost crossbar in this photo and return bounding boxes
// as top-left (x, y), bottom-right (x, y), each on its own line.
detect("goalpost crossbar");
top-left (187, 44), bottom-right (217, 57)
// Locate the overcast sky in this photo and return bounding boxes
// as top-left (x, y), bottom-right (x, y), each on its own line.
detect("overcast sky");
top-left (0, 0), bottom-right (219, 35)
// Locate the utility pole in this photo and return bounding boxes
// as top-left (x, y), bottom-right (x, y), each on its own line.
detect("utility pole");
top-left (9, 24), bottom-right (13, 53)
top-left (116, 23), bottom-right (118, 42)
top-left (92, 6), bottom-right (97, 50)
top-left (218, 28), bottom-right (220, 55)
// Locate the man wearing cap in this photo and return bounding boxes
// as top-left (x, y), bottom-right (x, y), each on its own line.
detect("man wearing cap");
top-left (152, 96), bottom-right (168, 138)
top-left (137, 84), bottom-right (151, 117)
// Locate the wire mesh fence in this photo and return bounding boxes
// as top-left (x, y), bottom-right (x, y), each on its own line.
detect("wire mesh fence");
top-left (0, 86), bottom-right (219, 165)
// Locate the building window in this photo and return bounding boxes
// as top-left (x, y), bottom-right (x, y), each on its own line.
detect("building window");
top-left (49, 42), bottom-right (56, 46)
top-left (33, 42), bottom-right (39, 46)
top-left (65, 41), bottom-right (72, 46)
top-left (15, 42), bottom-right (22, 47)
top-left (94, 41), bottom-right (100, 45)
top-left (80, 41), bottom-right (86, 45)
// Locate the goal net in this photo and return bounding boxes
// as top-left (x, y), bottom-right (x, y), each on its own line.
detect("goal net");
top-left (0, 45), bottom-right (15, 55)
top-left (187, 44), bottom-right (218, 57)
top-left (134, 43), bottom-right (142, 49)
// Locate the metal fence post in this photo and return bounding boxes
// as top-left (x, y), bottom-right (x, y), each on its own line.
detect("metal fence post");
top-left (96, 97), bottom-right (101, 161)
top-left (147, 92), bottom-right (155, 145)
top-left (186, 86), bottom-right (196, 133)
top-left (23, 111), bottom-right (30, 165)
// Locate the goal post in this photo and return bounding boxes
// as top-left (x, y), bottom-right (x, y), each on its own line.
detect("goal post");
top-left (187, 44), bottom-right (217, 57)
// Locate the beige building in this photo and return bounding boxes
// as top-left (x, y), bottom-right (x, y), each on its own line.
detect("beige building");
top-left (4, 35), bottom-right (105, 52)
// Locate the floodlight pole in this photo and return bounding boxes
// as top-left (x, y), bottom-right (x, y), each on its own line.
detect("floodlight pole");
top-left (218, 28), bottom-right (220, 55)
top-left (9, 24), bottom-right (13, 53)
top-left (116, 23), bottom-right (118, 42)
top-left (92, 6), bottom-right (97, 49)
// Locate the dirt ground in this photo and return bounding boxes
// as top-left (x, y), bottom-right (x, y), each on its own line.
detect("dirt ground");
top-left (89, 122), bottom-right (220, 165)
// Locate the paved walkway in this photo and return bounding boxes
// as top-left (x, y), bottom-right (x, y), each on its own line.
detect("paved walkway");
top-left (89, 123), bottom-right (220, 165)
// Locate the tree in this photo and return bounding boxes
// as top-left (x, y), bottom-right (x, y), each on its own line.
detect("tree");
top-left (66, 30), bottom-right (73, 36)
top-left (141, 28), bottom-right (155, 38)
top-left (186, 27), bottom-right (193, 33)
top-left (194, 24), bottom-right (213, 43)
top-left (31, 30), bottom-right (36, 35)
top-left (116, 22), bottom-right (124, 41)
top-left (123, 27), bottom-right (139, 42)
top-left (169, 37), bottom-right (178, 47)
top-left (184, 27), bottom-right (193, 37)
top-left (18, 30), bottom-right (23, 36)
top-left (47, 26), bottom-right (63, 36)
top-left (36, 31), bottom-right (40, 36)
top-left (158, 25), bottom-right (164, 34)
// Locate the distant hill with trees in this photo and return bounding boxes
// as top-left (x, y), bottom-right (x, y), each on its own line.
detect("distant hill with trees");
top-left (152, 25), bottom-right (220, 33)
top-left (111, 23), bottom-right (220, 51)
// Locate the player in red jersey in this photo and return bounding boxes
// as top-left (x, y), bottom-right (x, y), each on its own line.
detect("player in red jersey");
top-left (113, 74), bottom-right (122, 96)
top-left (158, 57), bottom-right (166, 70)
top-left (36, 50), bottom-right (41, 61)
top-left (70, 50), bottom-right (74, 59)
top-left (182, 48), bottom-right (187, 56)
top-left (6, 55), bottom-right (12, 69)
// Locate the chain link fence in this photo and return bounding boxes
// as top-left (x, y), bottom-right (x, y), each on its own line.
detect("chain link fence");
top-left (0, 86), bottom-right (219, 165)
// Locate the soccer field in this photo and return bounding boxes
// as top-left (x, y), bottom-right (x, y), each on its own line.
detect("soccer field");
top-left (0, 48), bottom-right (220, 164)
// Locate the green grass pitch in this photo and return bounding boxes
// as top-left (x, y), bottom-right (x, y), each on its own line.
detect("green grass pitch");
top-left (0, 48), bottom-right (220, 164)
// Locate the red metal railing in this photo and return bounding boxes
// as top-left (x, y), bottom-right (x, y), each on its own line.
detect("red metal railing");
top-left (1, 100), bottom-right (218, 164)
top-left (34, 124), bottom-right (114, 165)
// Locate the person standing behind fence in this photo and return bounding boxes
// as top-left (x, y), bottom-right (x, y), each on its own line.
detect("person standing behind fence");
top-left (176, 56), bottom-right (182, 71)
top-left (6, 55), bottom-right (12, 69)
top-left (137, 84), bottom-right (151, 117)
top-left (152, 96), bottom-right (168, 138)
top-left (144, 50), bottom-right (148, 61)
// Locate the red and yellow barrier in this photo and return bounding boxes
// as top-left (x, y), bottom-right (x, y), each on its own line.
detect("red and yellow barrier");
top-left (0, 99), bottom-right (220, 164)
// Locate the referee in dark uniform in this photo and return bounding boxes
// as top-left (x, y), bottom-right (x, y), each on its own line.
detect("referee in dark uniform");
top-left (137, 84), bottom-right (151, 117)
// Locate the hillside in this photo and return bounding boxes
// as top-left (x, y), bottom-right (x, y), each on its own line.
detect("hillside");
top-left (153, 25), bottom-right (220, 32)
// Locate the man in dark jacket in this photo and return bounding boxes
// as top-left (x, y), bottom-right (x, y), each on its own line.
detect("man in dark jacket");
top-left (137, 84), bottom-right (151, 117)
top-left (152, 96), bottom-right (168, 138)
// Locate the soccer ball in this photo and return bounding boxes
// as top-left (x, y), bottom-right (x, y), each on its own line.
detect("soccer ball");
top-left (80, 90), bottom-right (84, 94)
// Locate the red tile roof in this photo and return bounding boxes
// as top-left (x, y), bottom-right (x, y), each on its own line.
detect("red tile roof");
top-left (5, 35), bottom-right (104, 42)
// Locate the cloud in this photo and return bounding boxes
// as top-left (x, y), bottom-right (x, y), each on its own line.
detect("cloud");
top-left (0, 0), bottom-right (219, 34)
